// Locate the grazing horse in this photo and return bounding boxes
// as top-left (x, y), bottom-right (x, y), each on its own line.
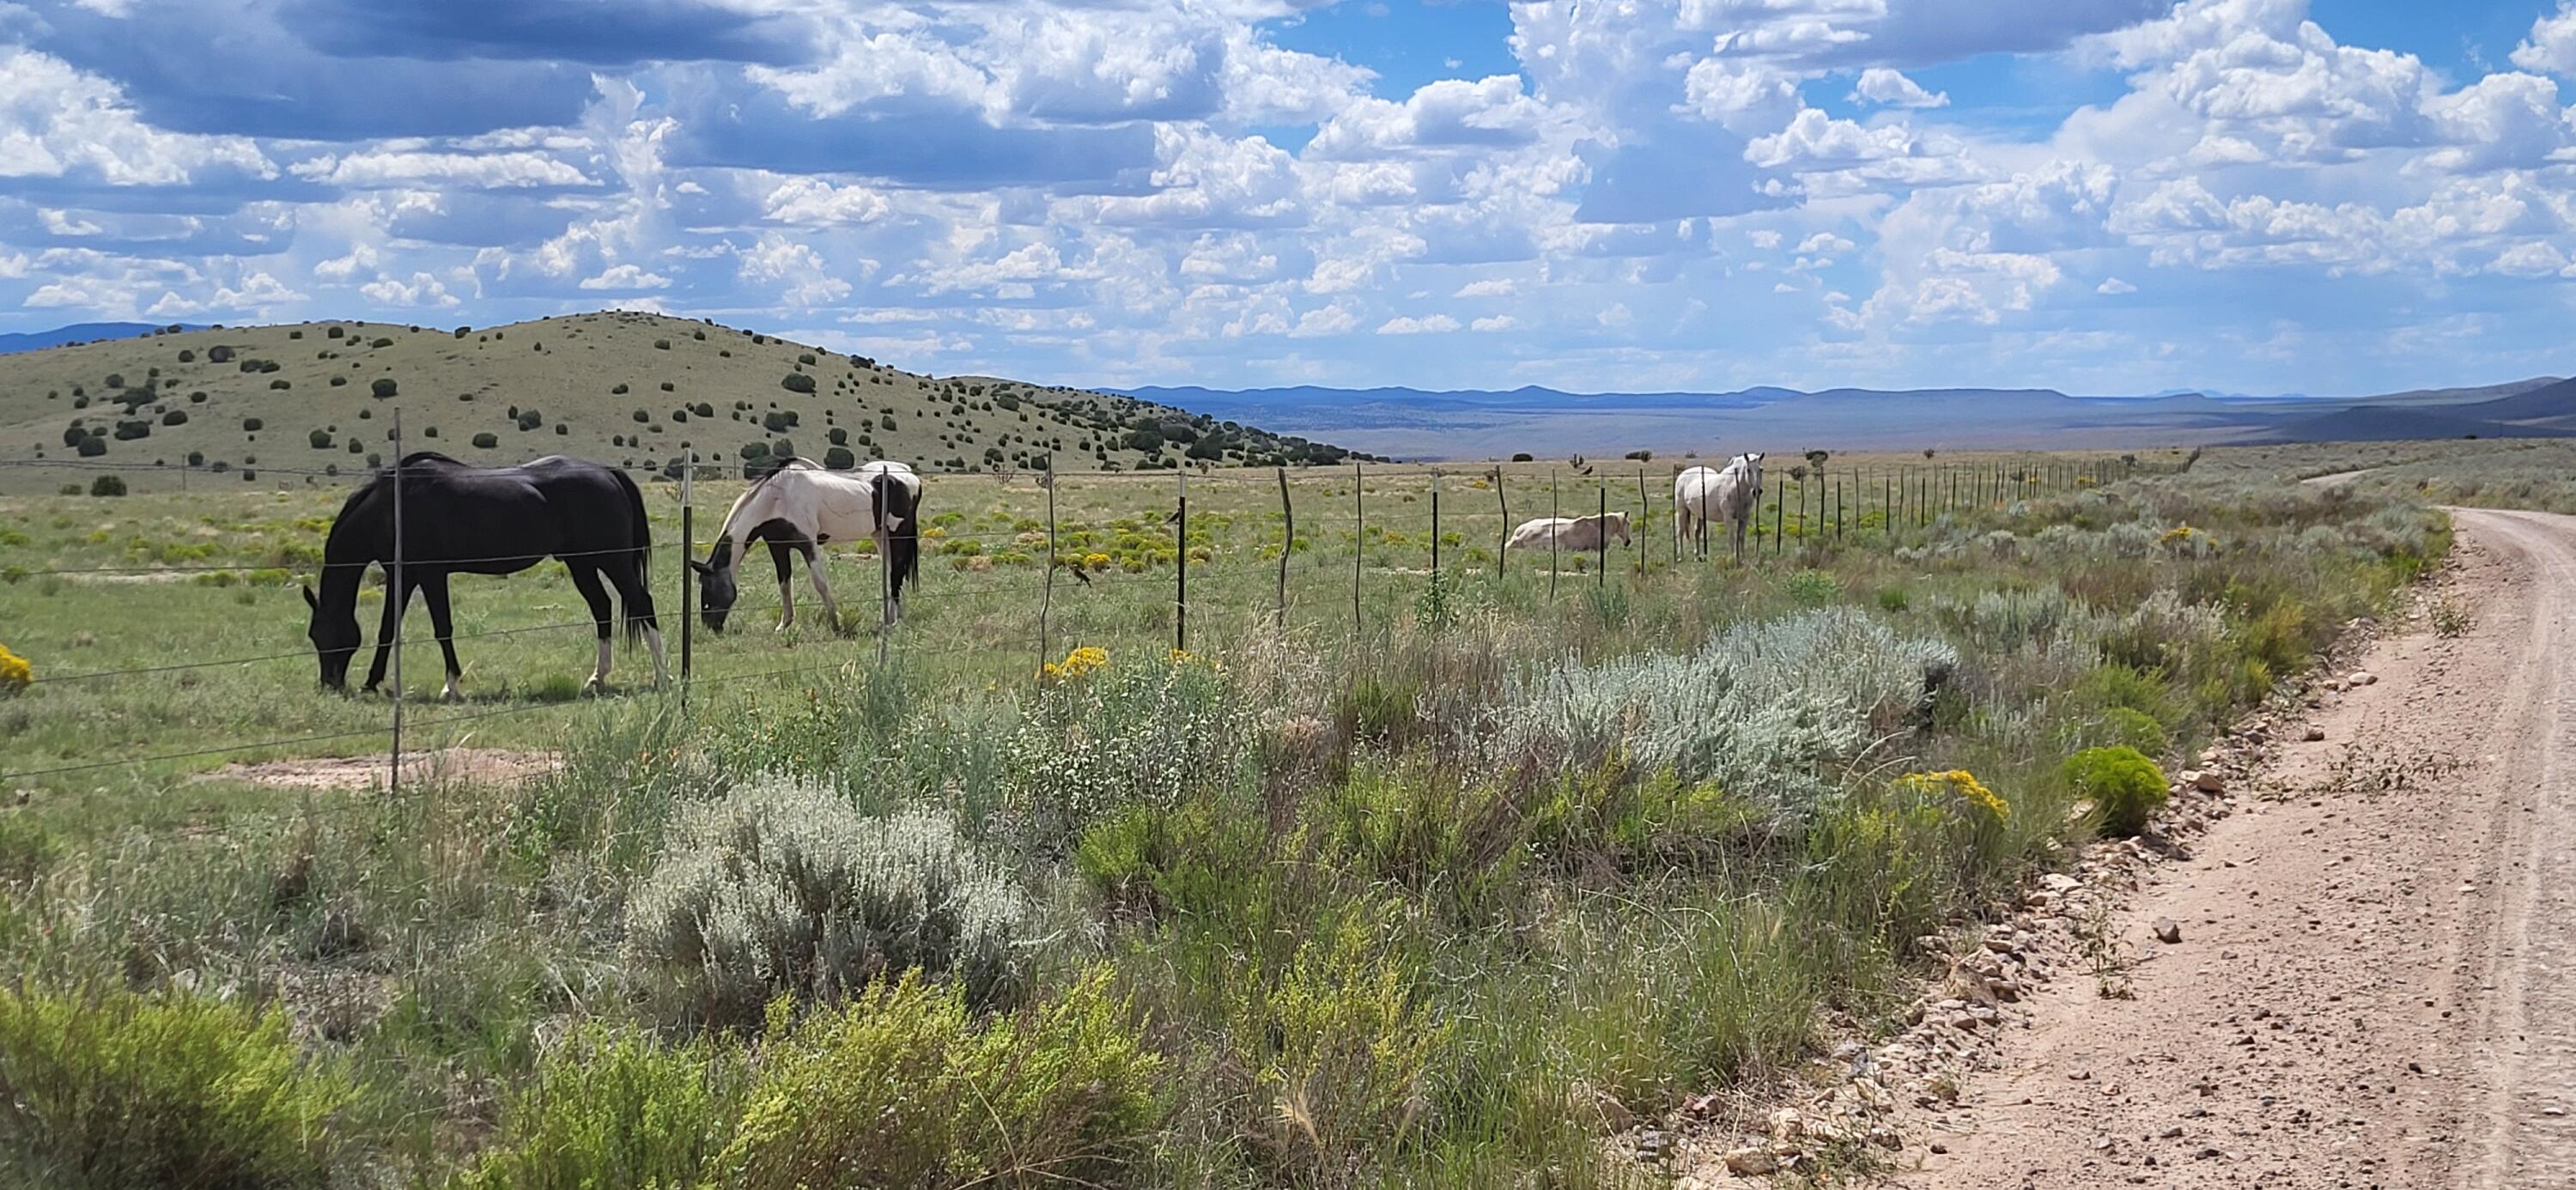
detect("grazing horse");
top-left (1505, 512), bottom-right (1631, 552)
top-left (691, 458), bottom-right (922, 633)
top-left (1676, 454), bottom-right (1765, 560)
top-left (302, 452), bottom-right (665, 698)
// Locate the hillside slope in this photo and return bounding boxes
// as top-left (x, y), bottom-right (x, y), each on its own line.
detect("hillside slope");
top-left (0, 312), bottom-right (1368, 492)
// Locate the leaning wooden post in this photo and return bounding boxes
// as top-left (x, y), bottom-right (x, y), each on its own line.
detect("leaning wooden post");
top-left (1040, 464), bottom-right (1056, 678)
top-left (1548, 470), bottom-right (1560, 600)
top-left (1492, 466), bottom-right (1510, 580)
top-left (1352, 462), bottom-right (1364, 637)
top-left (1636, 466), bottom-right (1648, 576)
top-left (1273, 466), bottom-right (1291, 630)
top-left (1595, 483), bottom-right (1607, 588)
top-left (388, 410), bottom-right (404, 798)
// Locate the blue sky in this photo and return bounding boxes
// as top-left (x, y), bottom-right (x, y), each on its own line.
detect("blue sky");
top-left (4, 0), bottom-right (2576, 397)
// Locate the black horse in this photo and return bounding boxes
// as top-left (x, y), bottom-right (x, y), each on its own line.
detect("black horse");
top-left (302, 452), bottom-right (666, 696)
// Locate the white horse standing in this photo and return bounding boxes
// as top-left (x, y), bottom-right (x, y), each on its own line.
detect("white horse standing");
top-left (690, 458), bottom-right (923, 633)
top-left (1676, 453), bottom-right (1764, 561)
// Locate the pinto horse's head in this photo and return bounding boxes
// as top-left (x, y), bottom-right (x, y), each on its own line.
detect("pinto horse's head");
top-left (303, 582), bottom-right (361, 690)
top-left (690, 546), bottom-right (739, 633)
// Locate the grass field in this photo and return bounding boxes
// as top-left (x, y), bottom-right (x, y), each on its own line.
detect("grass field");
top-left (0, 442), bottom-right (2447, 1187)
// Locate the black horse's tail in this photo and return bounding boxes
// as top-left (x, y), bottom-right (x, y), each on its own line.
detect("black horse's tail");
top-left (613, 468), bottom-right (653, 648)
top-left (872, 470), bottom-right (921, 607)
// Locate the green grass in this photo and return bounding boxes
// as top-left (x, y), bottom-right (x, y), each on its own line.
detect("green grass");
top-left (0, 446), bottom-right (2453, 1185)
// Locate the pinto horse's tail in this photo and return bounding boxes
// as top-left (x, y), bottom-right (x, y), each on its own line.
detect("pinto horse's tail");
top-left (872, 469), bottom-right (921, 608)
top-left (613, 467), bottom-right (653, 649)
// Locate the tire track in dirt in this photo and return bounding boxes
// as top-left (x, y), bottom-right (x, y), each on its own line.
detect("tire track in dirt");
top-left (1874, 507), bottom-right (2576, 1188)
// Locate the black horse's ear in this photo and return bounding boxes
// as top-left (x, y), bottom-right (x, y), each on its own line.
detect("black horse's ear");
top-left (301, 584), bottom-right (318, 610)
top-left (688, 559), bottom-right (712, 575)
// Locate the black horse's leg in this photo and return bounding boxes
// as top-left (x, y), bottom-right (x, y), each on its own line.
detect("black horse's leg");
top-left (602, 555), bottom-right (669, 686)
top-left (566, 563), bottom-right (617, 693)
top-left (361, 570), bottom-right (411, 693)
top-left (767, 537), bottom-right (798, 631)
top-left (420, 570), bottom-right (463, 701)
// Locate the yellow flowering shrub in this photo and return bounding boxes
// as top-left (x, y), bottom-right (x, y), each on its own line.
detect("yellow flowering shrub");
top-left (2159, 524), bottom-right (2201, 545)
top-left (1040, 646), bottom-right (1109, 683)
top-left (1083, 552), bottom-right (1111, 571)
top-left (1895, 769), bottom-right (2007, 823)
top-left (0, 643), bottom-right (33, 697)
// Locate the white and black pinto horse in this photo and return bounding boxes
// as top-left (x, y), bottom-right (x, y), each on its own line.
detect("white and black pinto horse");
top-left (691, 458), bottom-right (923, 632)
top-left (303, 452), bottom-right (665, 698)
top-left (1674, 452), bottom-right (1765, 560)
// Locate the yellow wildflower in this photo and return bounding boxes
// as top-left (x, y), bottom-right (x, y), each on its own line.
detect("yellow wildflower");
top-left (1041, 646), bottom-right (1110, 683)
top-left (0, 643), bottom-right (28, 696)
top-left (1084, 552), bottom-right (1112, 571)
top-left (1897, 769), bottom-right (2007, 822)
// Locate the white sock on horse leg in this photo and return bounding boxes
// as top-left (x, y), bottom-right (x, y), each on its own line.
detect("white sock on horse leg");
top-left (587, 637), bottom-right (611, 688)
top-left (440, 673), bottom-right (462, 702)
top-left (777, 580), bottom-right (794, 629)
top-left (645, 626), bottom-right (667, 683)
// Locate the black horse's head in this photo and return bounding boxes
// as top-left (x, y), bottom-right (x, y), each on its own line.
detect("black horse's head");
top-left (303, 582), bottom-right (361, 690)
top-left (690, 547), bottom-right (738, 633)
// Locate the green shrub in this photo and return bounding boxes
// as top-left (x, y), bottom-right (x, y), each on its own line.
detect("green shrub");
top-left (87, 475), bottom-right (125, 497)
top-left (456, 1025), bottom-right (738, 1190)
top-left (1875, 585), bottom-right (1910, 612)
top-left (2064, 745), bottom-right (2166, 837)
top-left (781, 373), bottom-right (816, 395)
top-left (161, 409), bottom-right (187, 426)
top-left (370, 379), bottom-right (398, 399)
top-left (241, 416), bottom-right (263, 432)
top-left (0, 988), bottom-right (356, 1188)
top-left (471, 433), bottom-right (499, 448)
top-left (1782, 569), bottom-right (1844, 605)
top-left (626, 778), bottom-right (1031, 1030)
top-left (720, 968), bottom-right (1159, 1188)
top-left (2096, 707), bottom-right (2170, 757)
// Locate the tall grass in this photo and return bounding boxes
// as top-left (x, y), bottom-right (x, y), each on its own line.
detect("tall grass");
top-left (0, 464), bottom-right (2449, 1184)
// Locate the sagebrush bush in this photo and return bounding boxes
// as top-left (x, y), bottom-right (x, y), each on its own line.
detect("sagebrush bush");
top-left (2064, 745), bottom-right (2167, 837)
top-left (720, 968), bottom-right (1161, 1187)
top-left (1493, 608), bottom-right (1956, 817)
top-left (457, 1025), bottom-right (738, 1190)
top-left (0, 987), bottom-right (356, 1189)
top-left (999, 651), bottom-right (1254, 848)
top-left (627, 777), bottom-right (1030, 1029)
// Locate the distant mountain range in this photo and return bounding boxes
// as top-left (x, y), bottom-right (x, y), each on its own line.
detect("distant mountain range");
top-left (0, 322), bottom-right (204, 355)
top-left (1117, 378), bottom-right (2576, 458)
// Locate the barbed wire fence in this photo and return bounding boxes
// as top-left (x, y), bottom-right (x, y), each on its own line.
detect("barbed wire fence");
top-left (0, 440), bottom-right (2169, 792)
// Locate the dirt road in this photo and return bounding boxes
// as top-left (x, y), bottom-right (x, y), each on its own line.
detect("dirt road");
top-left (1888, 507), bottom-right (2576, 1188)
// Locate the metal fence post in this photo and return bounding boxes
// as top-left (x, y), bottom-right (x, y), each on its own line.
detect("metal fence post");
top-left (1492, 466), bottom-right (1509, 580)
top-left (679, 467), bottom-right (694, 709)
top-left (388, 411), bottom-right (404, 798)
top-left (1175, 466), bottom-right (1188, 653)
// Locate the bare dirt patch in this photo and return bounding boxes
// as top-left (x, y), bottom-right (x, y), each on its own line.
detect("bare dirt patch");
top-left (204, 747), bottom-right (558, 792)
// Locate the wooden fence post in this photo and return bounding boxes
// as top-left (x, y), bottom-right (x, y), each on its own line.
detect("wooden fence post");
top-left (1595, 483), bottom-right (1607, 588)
top-left (679, 467), bottom-right (694, 707)
top-left (1274, 467), bottom-right (1291, 629)
top-left (1040, 464), bottom-right (1056, 676)
top-left (1352, 462), bottom-right (1364, 637)
top-left (1548, 470), bottom-right (1559, 600)
top-left (1636, 466), bottom-right (1649, 576)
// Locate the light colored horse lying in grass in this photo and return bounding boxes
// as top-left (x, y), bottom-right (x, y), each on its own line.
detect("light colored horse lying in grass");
top-left (1506, 512), bottom-right (1631, 552)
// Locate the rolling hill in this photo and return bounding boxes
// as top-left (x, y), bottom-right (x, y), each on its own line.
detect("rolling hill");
top-left (0, 322), bottom-right (204, 355)
top-left (0, 313), bottom-right (1373, 494)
